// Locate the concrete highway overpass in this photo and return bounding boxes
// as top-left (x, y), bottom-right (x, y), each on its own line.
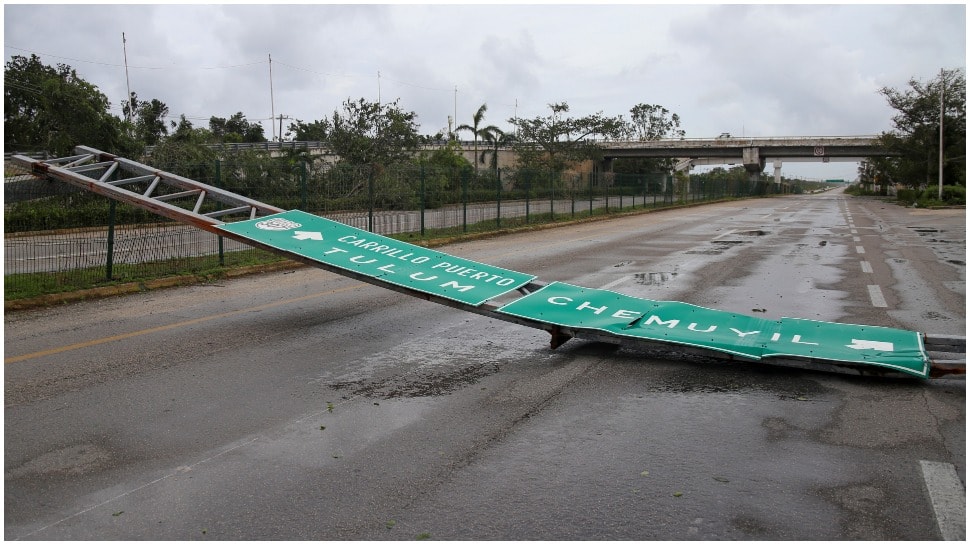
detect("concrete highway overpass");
top-left (142, 135), bottom-right (893, 182)
top-left (597, 135), bottom-right (892, 183)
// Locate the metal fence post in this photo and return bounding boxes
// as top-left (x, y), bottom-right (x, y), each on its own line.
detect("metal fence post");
top-left (525, 177), bottom-right (531, 223)
top-left (368, 166), bottom-right (375, 233)
top-left (106, 200), bottom-right (116, 280)
top-left (642, 175), bottom-right (647, 208)
top-left (604, 172), bottom-right (609, 213)
top-left (462, 169), bottom-right (468, 233)
top-left (215, 159), bottom-right (225, 265)
top-left (571, 174), bottom-right (576, 218)
top-left (496, 170), bottom-right (502, 230)
top-left (420, 165), bottom-right (426, 237)
top-left (300, 159), bottom-right (308, 210)
top-left (549, 171), bottom-right (555, 221)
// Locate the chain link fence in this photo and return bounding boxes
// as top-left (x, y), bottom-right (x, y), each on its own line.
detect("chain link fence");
top-left (5, 153), bottom-right (764, 301)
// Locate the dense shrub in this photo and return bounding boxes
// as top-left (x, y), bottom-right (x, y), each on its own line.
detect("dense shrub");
top-left (896, 189), bottom-right (919, 203)
top-left (941, 184), bottom-right (965, 204)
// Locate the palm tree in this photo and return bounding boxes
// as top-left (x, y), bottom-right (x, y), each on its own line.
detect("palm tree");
top-left (457, 103), bottom-right (499, 175)
top-left (481, 126), bottom-right (514, 177)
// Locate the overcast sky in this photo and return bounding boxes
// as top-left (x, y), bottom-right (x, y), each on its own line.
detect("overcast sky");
top-left (4, 2), bottom-right (966, 180)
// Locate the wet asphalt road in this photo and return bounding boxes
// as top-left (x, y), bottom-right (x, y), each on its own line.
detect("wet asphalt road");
top-left (4, 188), bottom-right (965, 540)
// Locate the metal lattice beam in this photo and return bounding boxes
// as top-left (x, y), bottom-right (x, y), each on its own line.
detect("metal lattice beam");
top-left (12, 146), bottom-right (283, 234)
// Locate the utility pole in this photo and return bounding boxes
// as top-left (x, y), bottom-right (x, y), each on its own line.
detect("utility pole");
top-left (278, 114), bottom-right (291, 142)
top-left (938, 68), bottom-right (945, 201)
top-left (269, 54), bottom-right (276, 141)
top-left (122, 33), bottom-right (132, 123)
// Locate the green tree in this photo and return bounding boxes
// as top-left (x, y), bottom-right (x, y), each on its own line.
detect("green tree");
top-left (874, 68), bottom-right (966, 191)
top-left (628, 103), bottom-right (685, 141)
top-left (123, 92), bottom-right (170, 146)
top-left (287, 118), bottom-right (331, 141)
top-left (691, 166), bottom-right (751, 197)
top-left (326, 97), bottom-right (420, 167)
top-left (507, 102), bottom-right (627, 173)
top-left (413, 139), bottom-right (473, 206)
top-left (480, 126), bottom-right (514, 176)
top-left (147, 116), bottom-right (218, 182)
top-left (414, 139), bottom-right (471, 174)
top-left (209, 112), bottom-right (266, 144)
top-left (457, 103), bottom-right (500, 175)
top-left (167, 114), bottom-right (213, 143)
top-left (4, 54), bottom-right (135, 155)
top-left (615, 103), bottom-right (687, 176)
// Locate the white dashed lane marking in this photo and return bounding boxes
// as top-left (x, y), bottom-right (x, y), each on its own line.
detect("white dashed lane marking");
top-left (920, 460), bottom-right (966, 540)
top-left (867, 285), bottom-right (888, 308)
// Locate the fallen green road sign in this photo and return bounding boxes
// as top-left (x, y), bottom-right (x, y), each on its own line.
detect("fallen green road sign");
top-left (498, 282), bottom-right (930, 378)
top-left (15, 148), bottom-right (961, 379)
top-left (217, 210), bottom-right (536, 306)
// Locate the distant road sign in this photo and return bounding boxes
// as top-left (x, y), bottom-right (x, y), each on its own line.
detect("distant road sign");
top-left (498, 282), bottom-right (929, 378)
top-left (217, 210), bottom-right (536, 306)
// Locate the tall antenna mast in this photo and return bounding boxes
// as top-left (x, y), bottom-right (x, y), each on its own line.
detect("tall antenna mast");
top-left (514, 98), bottom-right (518, 137)
top-left (122, 33), bottom-right (133, 123)
top-left (269, 53), bottom-right (276, 141)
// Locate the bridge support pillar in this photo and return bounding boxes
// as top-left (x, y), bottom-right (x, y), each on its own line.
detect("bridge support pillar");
top-left (597, 157), bottom-right (614, 174)
top-left (773, 160), bottom-right (783, 185)
top-left (743, 147), bottom-right (765, 184)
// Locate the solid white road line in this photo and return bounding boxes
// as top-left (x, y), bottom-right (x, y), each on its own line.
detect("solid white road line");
top-left (920, 460), bottom-right (966, 541)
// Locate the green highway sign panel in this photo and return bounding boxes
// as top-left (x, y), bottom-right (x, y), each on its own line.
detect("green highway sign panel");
top-left (498, 282), bottom-right (930, 378)
top-left (217, 212), bottom-right (930, 378)
top-left (217, 210), bottom-right (536, 306)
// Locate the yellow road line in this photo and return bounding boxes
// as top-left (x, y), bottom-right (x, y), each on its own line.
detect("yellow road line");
top-left (5, 283), bottom-right (366, 365)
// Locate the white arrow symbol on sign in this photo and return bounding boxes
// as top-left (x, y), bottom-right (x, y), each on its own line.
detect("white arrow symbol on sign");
top-left (846, 339), bottom-right (894, 351)
top-left (293, 231), bottom-right (323, 241)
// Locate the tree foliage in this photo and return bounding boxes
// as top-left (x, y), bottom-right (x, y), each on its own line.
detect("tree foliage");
top-left (457, 103), bottom-right (501, 173)
top-left (0, 55), bottom-right (705, 198)
top-left (123, 91), bottom-right (170, 146)
top-left (287, 118), bottom-right (331, 141)
top-left (481, 126), bottom-right (514, 175)
top-left (325, 97), bottom-right (421, 167)
top-left (872, 68), bottom-right (966, 190)
top-left (411, 139), bottom-right (474, 205)
top-left (507, 102), bottom-right (627, 172)
top-left (414, 139), bottom-right (471, 173)
top-left (4, 54), bottom-right (137, 156)
top-left (628, 103), bottom-right (685, 141)
top-left (209, 112), bottom-right (266, 144)
top-left (148, 115), bottom-right (218, 175)
top-left (614, 103), bottom-right (687, 175)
